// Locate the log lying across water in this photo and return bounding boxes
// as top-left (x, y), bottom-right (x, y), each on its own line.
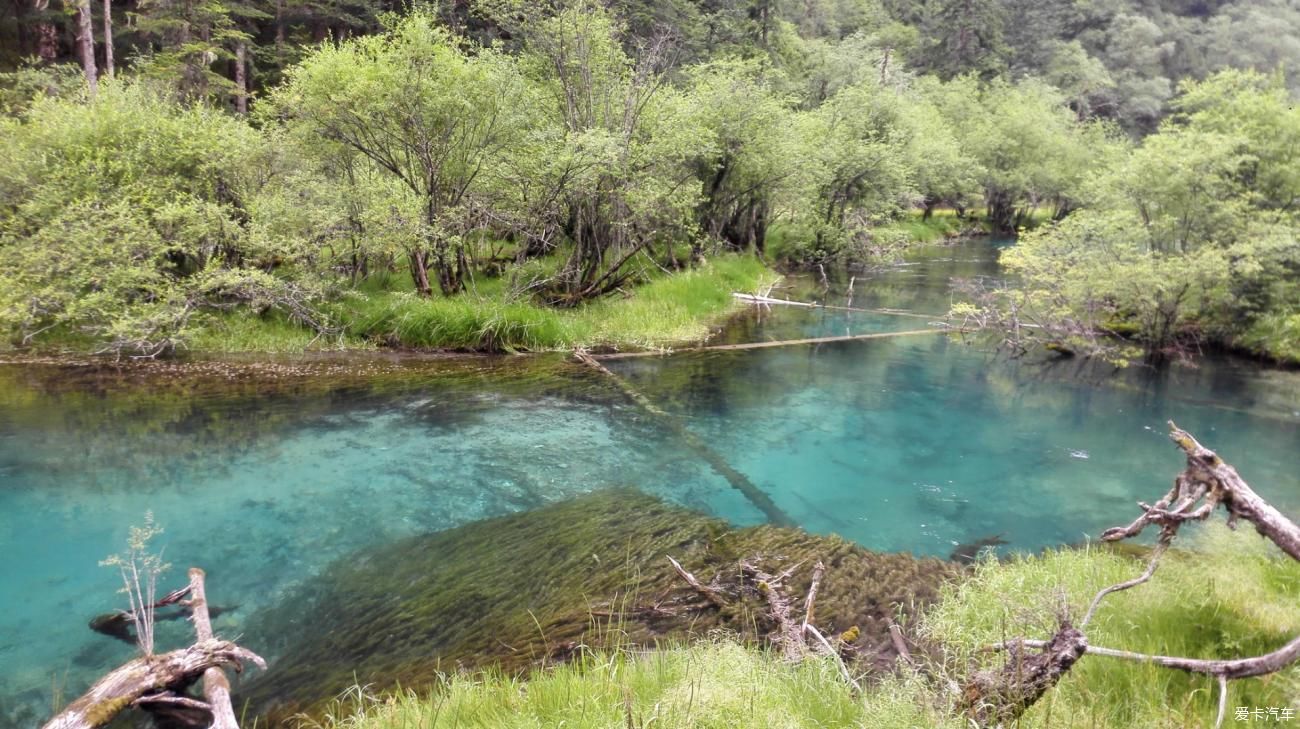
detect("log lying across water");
top-left (592, 328), bottom-right (944, 360)
top-left (574, 350), bottom-right (795, 526)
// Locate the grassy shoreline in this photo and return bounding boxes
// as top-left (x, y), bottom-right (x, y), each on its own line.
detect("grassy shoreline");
top-left (138, 255), bottom-right (778, 356)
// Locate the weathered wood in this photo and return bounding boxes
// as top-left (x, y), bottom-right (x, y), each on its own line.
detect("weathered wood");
top-left (591, 329), bottom-right (944, 360)
top-left (963, 624), bottom-right (1088, 726)
top-left (666, 555), bottom-right (729, 609)
top-left (740, 561), bottom-right (807, 662)
top-left (971, 424), bottom-right (1300, 727)
top-left (997, 635), bottom-right (1300, 681)
top-left (732, 292), bottom-right (938, 319)
top-left (188, 567), bottom-right (241, 729)
top-left (1102, 422), bottom-right (1300, 561)
top-left (574, 350), bottom-right (795, 526)
top-left (40, 640), bottom-right (264, 729)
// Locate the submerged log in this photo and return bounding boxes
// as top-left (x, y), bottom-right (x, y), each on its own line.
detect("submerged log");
top-left (574, 349), bottom-right (795, 526)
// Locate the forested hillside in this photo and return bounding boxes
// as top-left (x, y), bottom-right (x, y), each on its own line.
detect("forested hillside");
top-left (0, 0), bottom-right (1296, 360)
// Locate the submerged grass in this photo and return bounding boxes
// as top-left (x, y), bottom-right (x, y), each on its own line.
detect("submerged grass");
top-left (298, 523), bottom-right (1298, 729)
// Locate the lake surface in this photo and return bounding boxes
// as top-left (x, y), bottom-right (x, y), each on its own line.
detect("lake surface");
top-left (1, 239), bottom-right (1297, 726)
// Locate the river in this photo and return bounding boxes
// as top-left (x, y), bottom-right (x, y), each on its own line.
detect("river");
top-left (0, 238), bottom-right (1297, 726)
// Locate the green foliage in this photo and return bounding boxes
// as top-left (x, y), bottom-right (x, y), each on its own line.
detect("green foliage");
top-left (988, 70), bottom-right (1300, 360)
top-left (265, 12), bottom-right (539, 296)
top-left (0, 81), bottom-right (329, 355)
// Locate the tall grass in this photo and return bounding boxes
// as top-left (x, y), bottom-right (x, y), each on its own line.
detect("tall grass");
top-left (920, 522), bottom-right (1300, 728)
top-left (333, 255), bottom-right (775, 352)
top-left (298, 640), bottom-right (949, 729)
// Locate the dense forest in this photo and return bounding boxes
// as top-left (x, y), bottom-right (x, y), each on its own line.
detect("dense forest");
top-left (0, 0), bottom-right (1296, 360)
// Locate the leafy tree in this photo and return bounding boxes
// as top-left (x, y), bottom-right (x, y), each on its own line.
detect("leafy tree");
top-left (266, 12), bottom-right (538, 296)
top-left (521, 2), bottom-right (704, 303)
top-left (0, 81), bottom-right (325, 355)
top-left (986, 70), bottom-right (1300, 359)
top-left (683, 59), bottom-right (794, 256)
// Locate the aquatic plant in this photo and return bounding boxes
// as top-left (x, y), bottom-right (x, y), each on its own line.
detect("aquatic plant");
top-left (99, 511), bottom-right (169, 655)
top-left (235, 490), bottom-right (960, 724)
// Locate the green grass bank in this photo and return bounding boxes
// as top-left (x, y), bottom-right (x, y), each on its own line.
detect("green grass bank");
top-left (191, 255), bottom-right (776, 354)
top-left (296, 524), bottom-right (1298, 729)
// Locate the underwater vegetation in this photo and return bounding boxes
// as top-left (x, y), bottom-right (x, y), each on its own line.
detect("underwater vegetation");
top-left (237, 490), bottom-right (962, 724)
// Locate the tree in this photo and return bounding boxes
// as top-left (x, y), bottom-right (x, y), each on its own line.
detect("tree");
top-left (522, 2), bottom-right (703, 303)
top-left (977, 70), bottom-right (1300, 360)
top-left (0, 81), bottom-right (324, 355)
top-left (683, 59), bottom-right (794, 256)
top-left (935, 76), bottom-right (1110, 233)
top-left (267, 12), bottom-right (538, 296)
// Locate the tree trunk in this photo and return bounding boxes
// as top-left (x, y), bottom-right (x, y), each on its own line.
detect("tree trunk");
top-left (187, 568), bottom-right (241, 729)
top-left (233, 41), bottom-right (247, 113)
top-left (101, 0), bottom-right (113, 77)
top-left (40, 640), bottom-right (261, 729)
top-left (32, 0), bottom-right (58, 63)
top-left (74, 0), bottom-right (97, 94)
top-left (409, 250), bottom-right (433, 297)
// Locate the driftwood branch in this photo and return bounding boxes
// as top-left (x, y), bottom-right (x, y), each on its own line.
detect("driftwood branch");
top-left (188, 567), bottom-right (243, 729)
top-left (43, 570), bottom-right (265, 729)
top-left (966, 423), bottom-right (1300, 727)
top-left (1101, 421), bottom-right (1300, 561)
top-left (41, 640), bottom-right (264, 729)
top-left (666, 555), bottom-right (729, 609)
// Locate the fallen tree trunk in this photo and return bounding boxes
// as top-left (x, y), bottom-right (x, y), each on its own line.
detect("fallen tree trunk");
top-left (43, 570), bottom-right (264, 729)
top-left (574, 350), bottom-right (795, 526)
top-left (188, 567), bottom-right (242, 729)
top-left (41, 640), bottom-right (264, 729)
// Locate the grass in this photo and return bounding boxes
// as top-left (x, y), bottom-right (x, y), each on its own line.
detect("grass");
top-left (297, 641), bottom-right (948, 729)
top-left (317, 254), bottom-right (776, 353)
top-left (297, 523), bottom-right (1299, 729)
top-left (920, 522), bottom-right (1300, 728)
top-left (878, 209), bottom-right (982, 244)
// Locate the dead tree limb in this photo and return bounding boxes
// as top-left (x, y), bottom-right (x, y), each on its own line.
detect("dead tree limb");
top-left (968, 423), bottom-right (1300, 727)
top-left (666, 556), bottom-right (729, 609)
top-left (187, 567), bottom-right (242, 729)
top-left (963, 623), bottom-right (1089, 726)
top-left (1101, 421), bottom-right (1300, 561)
top-left (574, 349), bottom-right (795, 527)
top-left (994, 634), bottom-right (1300, 681)
top-left (40, 640), bottom-right (264, 729)
top-left (801, 561), bottom-right (825, 632)
top-left (740, 561), bottom-right (808, 662)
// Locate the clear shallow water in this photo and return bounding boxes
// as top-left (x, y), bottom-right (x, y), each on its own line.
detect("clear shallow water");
top-left (1, 239), bottom-right (1297, 725)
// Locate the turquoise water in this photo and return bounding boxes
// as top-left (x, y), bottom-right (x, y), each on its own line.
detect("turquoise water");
top-left (1, 239), bottom-right (1298, 726)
